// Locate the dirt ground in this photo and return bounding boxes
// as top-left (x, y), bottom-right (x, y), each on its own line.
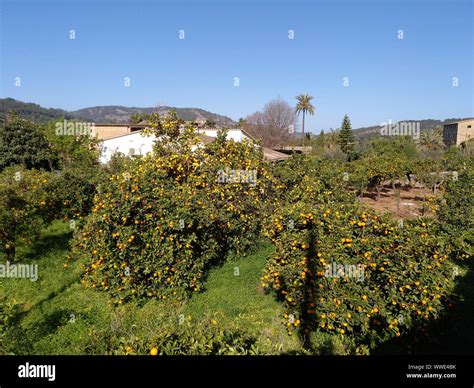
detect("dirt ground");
top-left (360, 186), bottom-right (437, 219)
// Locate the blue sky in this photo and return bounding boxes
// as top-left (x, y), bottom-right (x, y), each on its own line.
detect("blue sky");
top-left (1, 0), bottom-right (472, 132)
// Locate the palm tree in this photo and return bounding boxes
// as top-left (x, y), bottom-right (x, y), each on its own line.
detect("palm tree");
top-left (417, 127), bottom-right (444, 151)
top-left (295, 94), bottom-right (315, 145)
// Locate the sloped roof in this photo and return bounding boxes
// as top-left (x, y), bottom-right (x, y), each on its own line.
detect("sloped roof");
top-left (262, 147), bottom-right (291, 162)
top-left (197, 133), bottom-right (215, 144)
top-left (100, 130), bottom-right (151, 141)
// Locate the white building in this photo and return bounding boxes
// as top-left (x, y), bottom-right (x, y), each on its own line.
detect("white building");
top-left (98, 127), bottom-right (289, 163)
top-left (99, 131), bottom-right (158, 164)
top-left (196, 128), bottom-right (254, 143)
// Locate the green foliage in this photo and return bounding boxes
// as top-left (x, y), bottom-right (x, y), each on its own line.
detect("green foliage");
top-left (412, 158), bottom-right (444, 194)
top-left (417, 127), bottom-right (444, 151)
top-left (0, 115), bottom-right (55, 170)
top-left (104, 153), bottom-right (133, 176)
top-left (0, 98), bottom-right (75, 124)
top-left (366, 136), bottom-right (418, 160)
top-left (41, 119), bottom-right (100, 170)
top-left (129, 113), bottom-right (151, 124)
top-left (348, 153), bottom-right (412, 200)
top-left (0, 219), bottom-right (295, 355)
top-left (437, 167), bottom-right (474, 260)
top-left (72, 115), bottom-right (276, 304)
top-left (443, 146), bottom-right (474, 172)
top-left (337, 114), bottom-right (355, 156)
top-left (270, 154), bottom-right (354, 205)
top-left (111, 314), bottom-right (260, 355)
top-left (262, 206), bottom-right (455, 352)
top-left (1, 112), bottom-right (472, 357)
top-left (295, 94), bottom-right (315, 138)
top-left (44, 168), bottom-right (97, 221)
top-left (0, 166), bottom-right (51, 260)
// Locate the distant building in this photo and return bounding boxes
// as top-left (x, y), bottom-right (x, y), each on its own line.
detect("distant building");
top-left (98, 127), bottom-right (289, 163)
top-left (91, 123), bottom-right (147, 140)
top-left (197, 128), bottom-right (255, 143)
top-left (98, 131), bottom-right (158, 164)
top-left (443, 119), bottom-right (474, 147)
top-left (272, 146), bottom-right (313, 155)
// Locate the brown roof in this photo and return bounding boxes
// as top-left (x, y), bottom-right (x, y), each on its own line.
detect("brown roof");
top-left (263, 147), bottom-right (291, 162)
top-left (99, 130), bottom-right (150, 141)
top-left (93, 123), bottom-right (148, 127)
top-left (197, 134), bottom-right (215, 144)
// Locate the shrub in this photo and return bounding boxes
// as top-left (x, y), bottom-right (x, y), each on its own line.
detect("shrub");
top-left (443, 146), bottom-right (473, 172)
top-left (111, 315), bottom-right (260, 355)
top-left (270, 154), bottom-right (354, 205)
top-left (44, 168), bottom-right (96, 222)
top-left (0, 115), bottom-right (55, 170)
top-left (0, 166), bottom-right (51, 261)
top-left (261, 204), bottom-right (455, 352)
top-left (437, 166), bottom-right (474, 260)
top-left (72, 117), bottom-right (276, 304)
top-left (411, 158), bottom-right (444, 194)
top-left (348, 154), bottom-right (412, 200)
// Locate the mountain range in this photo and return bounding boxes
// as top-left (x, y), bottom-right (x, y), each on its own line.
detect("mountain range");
top-left (351, 118), bottom-right (473, 140)
top-left (0, 98), bottom-right (236, 127)
top-left (1, 98), bottom-right (471, 138)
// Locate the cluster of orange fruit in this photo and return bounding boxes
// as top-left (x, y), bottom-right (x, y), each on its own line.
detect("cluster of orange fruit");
top-left (262, 203), bottom-right (455, 346)
top-left (72, 116), bottom-right (277, 304)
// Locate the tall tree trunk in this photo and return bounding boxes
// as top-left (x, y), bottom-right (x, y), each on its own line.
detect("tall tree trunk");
top-left (392, 181), bottom-right (400, 212)
top-left (302, 112), bottom-right (305, 146)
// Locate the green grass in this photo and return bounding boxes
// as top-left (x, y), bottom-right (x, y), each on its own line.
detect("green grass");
top-left (0, 221), bottom-right (301, 354)
top-left (0, 221), bottom-right (115, 354)
top-left (1, 221), bottom-right (77, 308)
top-left (2, 220), bottom-right (472, 355)
top-left (183, 244), bottom-right (301, 353)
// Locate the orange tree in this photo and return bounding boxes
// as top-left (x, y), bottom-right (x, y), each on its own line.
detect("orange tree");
top-left (348, 153), bottom-right (412, 201)
top-left (262, 204), bottom-right (455, 352)
top-left (72, 114), bottom-right (277, 304)
top-left (411, 158), bottom-right (444, 195)
top-left (42, 168), bottom-right (97, 223)
top-left (269, 154), bottom-right (354, 205)
top-left (0, 166), bottom-right (51, 261)
top-left (437, 159), bottom-right (474, 260)
top-left (261, 155), bottom-right (455, 352)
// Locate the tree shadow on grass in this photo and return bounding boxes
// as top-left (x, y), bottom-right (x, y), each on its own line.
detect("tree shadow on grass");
top-left (22, 229), bottom-right (73, 262)
top-left (298, 228), bottom-right (319, 352)
top-left (7, 307), bottom-right (78, 354)
top-left (374, 258), bottom-right (474, 355)
top-left (7, 281), bottom-right (81, 354)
